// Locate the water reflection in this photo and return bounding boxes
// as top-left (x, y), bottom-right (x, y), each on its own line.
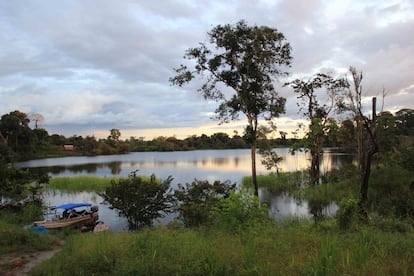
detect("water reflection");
top-left (17, 149), bottom-right (350, 184)
top-left (17, 148), bottom-right (351, 229)
top-left (260, 188), bottom-right (338, 220)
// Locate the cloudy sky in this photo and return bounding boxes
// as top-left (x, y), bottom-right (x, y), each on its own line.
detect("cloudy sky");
top-left (1, 0), bottom-right (413, 140)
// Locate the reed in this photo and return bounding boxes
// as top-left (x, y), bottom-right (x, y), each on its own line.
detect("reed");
top-left (242, 171), bottom-right (307, 195)
top-left (48, 176), bottom-right (117, 192)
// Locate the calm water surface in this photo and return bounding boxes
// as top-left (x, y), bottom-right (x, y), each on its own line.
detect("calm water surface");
top-left (17, 148), bottom-right (350, 231)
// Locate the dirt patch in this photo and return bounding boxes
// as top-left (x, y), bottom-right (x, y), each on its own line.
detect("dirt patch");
top-left (0, 243), bottom-right (63, 276)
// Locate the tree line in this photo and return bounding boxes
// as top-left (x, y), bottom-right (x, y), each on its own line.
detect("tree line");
top-left (0, 107), bottom-right (413, 163)
top-left (0, 110), bottom-right (292, 162)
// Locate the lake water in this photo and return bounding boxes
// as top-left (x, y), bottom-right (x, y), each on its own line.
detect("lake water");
top-left (17, 148), bottom-right (351, 231)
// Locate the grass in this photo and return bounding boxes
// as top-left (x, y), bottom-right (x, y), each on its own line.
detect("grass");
top-left (0, 204), bottom-right (61, 273)
top-left (47, 176), bottom-right (117, 192)
top-left (2, 173), bottom-right (414, 275)
top-left (0, 220), bottom-right (57, 255)
top-left (243, 168), bottom-right (360, 206)
top-left (242, 171), bottom-right (307, 195)
top-left (47, 175), bottom-right (156, 192)
top-left (29, 221), bottom-right (414, 275)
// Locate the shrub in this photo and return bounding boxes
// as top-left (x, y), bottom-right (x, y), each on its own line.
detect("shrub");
top-left (210, 188), bottom-right (270, 232)
top-left (100, 172), bottom-right (174, 230)
top-left (336, 198), bottom-right (358, 230)
top-left (369, 163), bottom-right (414, 218)
top-left (173, 179), bottom-right (235, 227)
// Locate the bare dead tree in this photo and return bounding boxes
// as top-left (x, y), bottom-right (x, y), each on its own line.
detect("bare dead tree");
top-left (346, 67), bottom-right (379, 222)
top-left (30, 113), bottom-right (45, 129)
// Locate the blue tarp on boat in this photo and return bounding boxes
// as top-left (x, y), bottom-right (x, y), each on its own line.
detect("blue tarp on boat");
top-left (53, 203), bottom-right (92, 210)
top-left (30, 225), bottom-right (49, 234)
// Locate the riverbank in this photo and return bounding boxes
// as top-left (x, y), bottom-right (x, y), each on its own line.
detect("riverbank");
top-left (2, 170), bottom-right (414, 274)
top-left (29, 220), bottom-right (414, 275)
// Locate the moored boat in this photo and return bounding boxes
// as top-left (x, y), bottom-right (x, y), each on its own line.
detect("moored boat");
top-left (33, 203), bottom-right (99, 230)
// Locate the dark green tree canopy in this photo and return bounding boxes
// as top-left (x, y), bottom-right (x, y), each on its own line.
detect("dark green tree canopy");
top-left (170, 20), bottom-right (292, 124)
top-left (101, 172), bottom-right (174, 230)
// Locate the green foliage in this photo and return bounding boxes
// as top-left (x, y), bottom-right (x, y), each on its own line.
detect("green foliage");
top-left (0, 220), bottom-right (56, 256)
top-left (48, 176), bottom-right (115, 192)
top-left (310, 238), bottom-right (338, 276)
top-left (368, 163), bottom-right (414, 218)
top-left (336, 198), bottom-right (359, 231)
top-left (0, 110), bottom-right (34, 158)
top-left (370, 215), bottom-right (413, 233)
top-left (30, 220), bottom-right (414, 275)
top-left (101, 172), bottom-right (174, 230)
top-left (259, 148), bottom-right (283, 172)
top-left (400, 145), bottom-right (414, 172)
top-left (0, 166), bottom-right (30, 198)
top-left (174, 179), bottom-right (235, 227)
top-left (242, 171), bottom-right (306, 195)
top-left (0, 154), bottom-right (48, 200)
top-left (0, 202), bottom-right (44, 225)
top-left (395, 108), bottom-right (414, 135)
top-left (210, 189), bottom-right (270, 232)
top-left (287, 73), bottom-right (348, 185)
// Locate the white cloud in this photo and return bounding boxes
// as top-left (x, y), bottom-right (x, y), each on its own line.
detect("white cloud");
top-left (0, 0), bottom-right (413, 139)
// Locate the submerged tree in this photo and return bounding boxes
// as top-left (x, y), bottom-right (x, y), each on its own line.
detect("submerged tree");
top-left (170, 20), bottom-right (292, 196)
top-left (101, 171), bottom-right (174, 229)
top-left (173, 179), bottom-right (235, 227)
top-left (287, 73), bottom-right (347, 185)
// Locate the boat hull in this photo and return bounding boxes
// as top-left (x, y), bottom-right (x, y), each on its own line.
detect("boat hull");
top-left (33, 213), bottom-right (99, 229)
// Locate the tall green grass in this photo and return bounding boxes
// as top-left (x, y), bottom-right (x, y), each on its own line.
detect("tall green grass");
top-left (48, 175), bottom-right (156, 192)
top-left (242, 171), bottom-right (307, 195)
top-left (0, 204), bottom-right (60, 272)
top-left (30, 221), bottom-right (414, 275)
top-left (48, 176), bottom-right (117, 192)
top-left (0, 220), bottom-right (57, 254)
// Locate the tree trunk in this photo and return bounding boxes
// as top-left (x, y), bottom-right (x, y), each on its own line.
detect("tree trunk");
top-left (310, 149), bottom-right (320, 185)
top-left (359, 148), bottom-right (372, 221)
top-left (358, 97), bottom-right (377, 222)
top-left (309, 133), bottom-right (322, 185)
top-left (356, 117), bottom-right (365, 170)
top-left (251, 140), bottom-right (258, 196)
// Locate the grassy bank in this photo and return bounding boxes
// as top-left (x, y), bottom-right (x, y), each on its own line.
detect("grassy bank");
top-left (2, 171), bottom-right (412, 274)
top-left (0, 204), bottom-right (60, 273)
top-left (47, 175), bottom-right (157, 192)
top-left (30, 221), bottom-right (414, 275)
top-left (242, 171), bottom-right (308, 195)
top-left (48, 176), bottom-right (117, 192)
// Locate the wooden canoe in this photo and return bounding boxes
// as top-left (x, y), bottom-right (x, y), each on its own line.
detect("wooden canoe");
top-left (33, 211), bottom-right (99, 229)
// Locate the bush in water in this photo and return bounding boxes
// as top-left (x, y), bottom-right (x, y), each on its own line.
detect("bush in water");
top-left (101, 172), bottom-right (174, 230)
top-left (173, 179), bottom-right (235, 227)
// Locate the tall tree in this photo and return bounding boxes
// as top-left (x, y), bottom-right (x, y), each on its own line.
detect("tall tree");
top-left (170, 20), bottom-right (292, 196)
top-left (0, 110), bottom-right (33, 154)
top-left (287, 73), bottom-right (347, 185)
top-left (108, 128), bottom-right (121, 142)
top-left (395, 108), bottom-right (414, 135)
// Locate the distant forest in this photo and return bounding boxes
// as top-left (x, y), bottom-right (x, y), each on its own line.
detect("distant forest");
top-left (1, 109), bottom-right (414, 162)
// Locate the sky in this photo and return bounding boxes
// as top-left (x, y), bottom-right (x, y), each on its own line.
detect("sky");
top-left (1, 0), bottom-right (413, 140)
